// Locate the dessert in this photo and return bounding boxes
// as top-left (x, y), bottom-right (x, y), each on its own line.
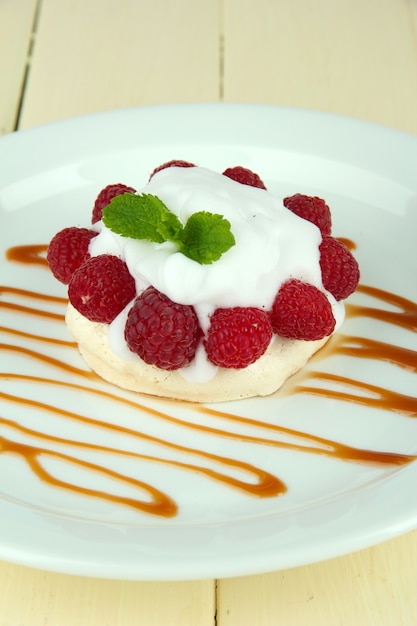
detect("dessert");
top-left (47, 161), bottom-right (360, 402)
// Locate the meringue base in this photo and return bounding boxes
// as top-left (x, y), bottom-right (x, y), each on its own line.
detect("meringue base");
top-left (66, 303), bottom-right (329, 403)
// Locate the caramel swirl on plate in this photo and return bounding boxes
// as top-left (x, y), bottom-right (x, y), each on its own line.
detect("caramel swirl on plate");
top-left (1, 244), bottom-right (416, 518)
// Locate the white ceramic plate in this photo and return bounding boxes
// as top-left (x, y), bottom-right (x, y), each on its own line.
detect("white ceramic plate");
top-left (0, 104), bottom-right (416, 580)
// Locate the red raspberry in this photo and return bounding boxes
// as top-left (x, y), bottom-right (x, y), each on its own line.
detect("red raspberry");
top-left (47, 227), bottom-right (97, 284)
top-left (92, 183), bottom-right (136, 224)
top-left (319, 236), bottom-right (360, 301)
top-left (270, 279), bottom-right (335, 341)
top-left (124, 286), bottom-right (201, 370)
top-left (204, 307), bottom-right (272, 369)
top-left (222, 166), bottom-right (267, 190)
top-left (149, 159), bottom-right (196, 180)
top-left (68, 255), bottom-right (136, 324)
top-left (283, 194), bottom-right (332, 236)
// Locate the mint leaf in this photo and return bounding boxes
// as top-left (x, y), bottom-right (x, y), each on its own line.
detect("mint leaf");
top-left (179, 211), bottom-right (236, 264)
top-left (102, 193), bottom-right (235, 264)
top-left (102, 193), bottom-right (183, 244)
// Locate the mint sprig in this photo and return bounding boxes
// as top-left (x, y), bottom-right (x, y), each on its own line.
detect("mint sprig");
top-left (102, 193), bottom-right (235, 265)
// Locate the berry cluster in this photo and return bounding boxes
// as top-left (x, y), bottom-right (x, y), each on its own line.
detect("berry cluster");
top-left (47, 161), bottom-right (360, 371)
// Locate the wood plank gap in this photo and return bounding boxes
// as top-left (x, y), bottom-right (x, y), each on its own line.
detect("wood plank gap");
top-left (214, 579), bottom-right (219, 625)
top-left (14, 0), bottom-right (44, 130)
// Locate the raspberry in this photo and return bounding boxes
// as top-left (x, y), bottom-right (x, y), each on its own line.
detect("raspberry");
top-left (68, 255), bottom-right (136, 324)
top-left (47, 227), bottom-right (98, 284)
top-left (204, 307), bottom-right (272, 369)
top-left (149, 159), bottom-right (195, 180)
top-left (92, 183), bottom-right (136, 224)
top-left (319, 236), bottom-right (360, 301)
top-left (124, 286), bottom-right (201, 370)
top-left (270, 279), bottom-right (335, 341)
top-left (222, 166), bottom-right (267, 190)
top-left (283, 194), bottom-right (332, 236)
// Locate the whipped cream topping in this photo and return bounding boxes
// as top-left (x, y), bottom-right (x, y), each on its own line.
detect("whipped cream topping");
top-left (89, 166), bottom-right (344, 379)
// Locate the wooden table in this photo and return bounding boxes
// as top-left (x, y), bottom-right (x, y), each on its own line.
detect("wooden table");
top-left (1, 1), bottom-right (416, 624)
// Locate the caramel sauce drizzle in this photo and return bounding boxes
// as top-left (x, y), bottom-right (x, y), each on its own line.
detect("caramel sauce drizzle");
top-left (295, 370), bottom-right (417, 417)
top-left (0, 433), bottom-right (177, 518)
top-left (0, 286), bottom-right (66, 321)
top-left (1, 244), bottom-right (416, 518)
top-left (0, 378), bottom-right (286, 501)
top-left (292, 284), bottom-right (417, 417)
top-left (0, 343), bottom-right (96, 379)
top-left (349, 284), bottom-right (417, 332)
top-left (6, 244), bottom-right (48, 266)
